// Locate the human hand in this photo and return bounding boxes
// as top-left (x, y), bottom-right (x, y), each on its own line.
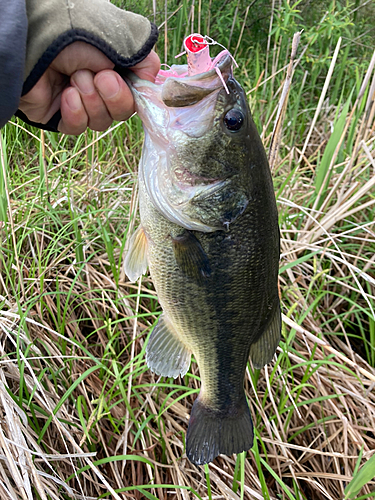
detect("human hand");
top-left (17, 0), bottom-right (158, 133)
top-left (18, 43), bottom-right (160, 135)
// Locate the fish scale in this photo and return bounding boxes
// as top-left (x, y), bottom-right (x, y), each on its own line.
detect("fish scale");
top-left (124, 47), bottom-right (281, 465)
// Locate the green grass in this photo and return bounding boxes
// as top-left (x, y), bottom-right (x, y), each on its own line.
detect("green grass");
top-left (1, 1), bottom-right (375, 499)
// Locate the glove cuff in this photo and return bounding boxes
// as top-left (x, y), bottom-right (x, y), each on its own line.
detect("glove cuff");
top-left (15, 109), bottom-right (62, 132)
top-left (22, 23), bottom-right (158, 96)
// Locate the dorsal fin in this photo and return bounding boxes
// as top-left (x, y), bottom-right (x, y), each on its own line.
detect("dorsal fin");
top-left (249, 301), bottom-right (281, 369)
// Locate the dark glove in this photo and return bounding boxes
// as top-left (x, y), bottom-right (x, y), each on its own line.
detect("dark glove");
top-left (16, 0), bottom-right (158, 131)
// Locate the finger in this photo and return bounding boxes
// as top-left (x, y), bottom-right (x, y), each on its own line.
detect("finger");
top-left (59, 87), bottom-right (88, 135)
top-left (52, 42), bottom-right (114, 76)
top-left (71, 69), bottom-right (112, 131)
top-left (18, 71), bottom-right (67, 123)
top-left (132, 50), bottom-right (161, 82)
top-left (94, 71), bottom-right (134, 122)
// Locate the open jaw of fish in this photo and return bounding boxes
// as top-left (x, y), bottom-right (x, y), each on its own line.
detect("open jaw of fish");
top-left (125, 54), bottom-right (249, 233)
top-left (124, 50), bottom-right (281, 465)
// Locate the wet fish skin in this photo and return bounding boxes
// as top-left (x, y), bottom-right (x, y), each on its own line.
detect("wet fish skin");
top-left (125, 71), bottom-right (280, 465)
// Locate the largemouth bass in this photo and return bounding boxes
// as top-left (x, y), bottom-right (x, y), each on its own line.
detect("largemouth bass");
top-left (124, 46), bottom-right (281, 465)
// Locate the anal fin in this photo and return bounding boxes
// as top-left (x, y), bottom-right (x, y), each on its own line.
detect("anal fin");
top-left (124, 226), bottom-right (148, 282)
top-left (172, 230), bottom-right (211, 281)
top-left (250, 301), bottom-right (281, 369)
top-left (146, 314), bottom-right (191, 378)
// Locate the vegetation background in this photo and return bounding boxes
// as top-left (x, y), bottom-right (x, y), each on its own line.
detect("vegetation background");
top-left (0, 0), bottom-right (374, 498)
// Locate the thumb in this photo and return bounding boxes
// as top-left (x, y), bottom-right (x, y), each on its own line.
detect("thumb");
top-left (51, 43), bottom-right (114, 76)
top-left (131, 50), bottom-right (161, 83)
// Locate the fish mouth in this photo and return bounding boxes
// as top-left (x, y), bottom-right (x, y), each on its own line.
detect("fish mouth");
top-left (160, 53), bottom-right (232, 107)
top-left (121, 53), bottom-right (234, 144)
top-left (124, 52), bottom-right (233, 108)
top-left (122, 52), bottom-right (237, 233)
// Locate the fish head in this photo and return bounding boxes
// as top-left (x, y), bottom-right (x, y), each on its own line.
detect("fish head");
top-left (128, 55), bottom-right (265, 232)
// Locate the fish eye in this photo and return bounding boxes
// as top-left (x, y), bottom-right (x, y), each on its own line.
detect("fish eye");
top-left (224, 109), bottom-right (244, 131)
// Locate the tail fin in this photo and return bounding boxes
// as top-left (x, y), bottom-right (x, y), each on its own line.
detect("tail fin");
top-left (186, 394), bottom-right (253, 465)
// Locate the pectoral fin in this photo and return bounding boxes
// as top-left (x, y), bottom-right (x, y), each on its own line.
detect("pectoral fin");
top-left (146, 314), bottom-right (191, 378)
top-left (249, 301), bottom-right (281, 369)
top-left (172, 231), bottom-right (211, 281)
top-left (124, 226), bottom-right (148, 282)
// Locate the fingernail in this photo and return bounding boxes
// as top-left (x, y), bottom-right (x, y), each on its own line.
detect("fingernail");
top-left (66, 88), bottom-right (81, 111)
top-left (95, 72), bottom-right (120, 99)
top-left (72, 70), bottom-right (95, 94)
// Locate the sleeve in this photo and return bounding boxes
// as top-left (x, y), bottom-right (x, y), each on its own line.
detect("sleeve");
top-left (0, 0), bottom-right (27, 129)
